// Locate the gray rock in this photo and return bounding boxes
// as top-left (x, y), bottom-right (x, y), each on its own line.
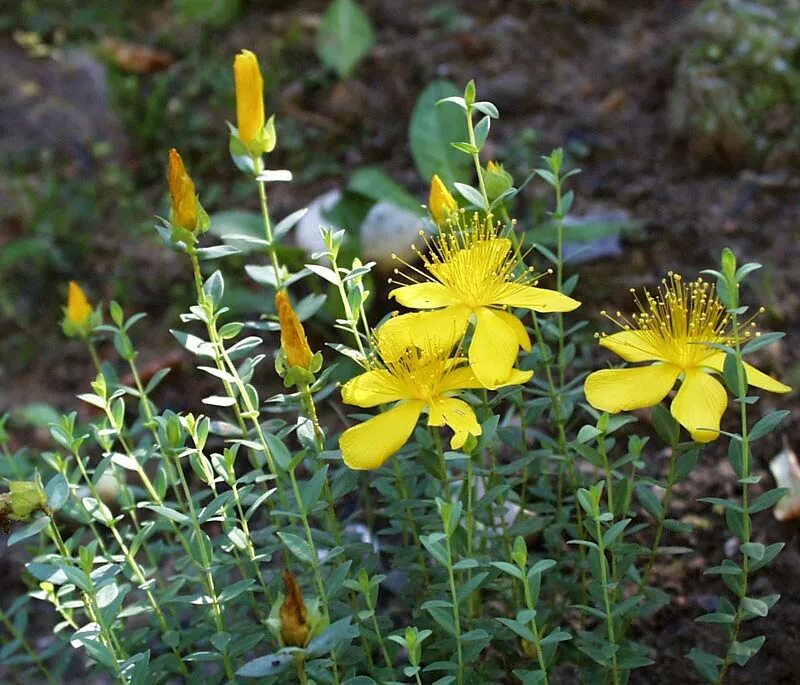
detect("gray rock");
top-left (294, 189), bottom-right (344, 255)
top-left (360, 201), bottom-right (431, 267)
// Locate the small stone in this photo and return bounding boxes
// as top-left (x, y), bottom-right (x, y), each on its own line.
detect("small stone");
top-left (360, 202), bottom-right (431, 267)
top-left (295, 189), bottom-right (343, 256)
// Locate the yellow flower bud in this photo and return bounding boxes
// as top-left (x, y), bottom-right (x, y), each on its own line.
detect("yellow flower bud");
top-left (233, 49), bottom-right (265, 146)
top-left (276, 290), bottom-right (314, 370)
top-left (279, 570), bottom-right (309, 647)
top-left (66, 281), bottom-right (92, 329)
top-left (429, 174), bottom-right (458, 225)
top-left (484, 160), bottom-right (513, 202)
top-left (167, 148), bottom-right (198, 232)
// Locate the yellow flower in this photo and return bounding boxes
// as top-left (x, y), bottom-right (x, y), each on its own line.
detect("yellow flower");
top-left (233, 49), bottom-right (265, 146)
top-left (167, 148), bottom-right (198, 232)
top-left (584, 274), bottom-right (790, 442)
top-left (276, 290), bottom-right (314, 369)
top-left (429, 174), bottom-right (458, 225)
top-left (66, 281), bottom-right (93, 329)
top-left (339, 334), bottom-right (531, 469)
top-left (383, 215), bottom-right (580, 389)
top-left (279, 569), bottom-right (310, 647)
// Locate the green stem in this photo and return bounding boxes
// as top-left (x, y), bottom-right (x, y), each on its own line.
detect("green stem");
top-left (294, 652), bottom-right (309, 685)
top-left (299, 383), bottom-right (342, 546)
top-left (530, 313), bottom-right (586, 613)
top-left (595, 515), bottom-right (620, 685)
top-left (254, 158), bottom-right (284, 290)
top-left (190, 249), bottom-right (289, 510)
top-left (520, 577), bottom-right (550, 683)
top-left (172, 453), bottom-right (237, 681)
top-left (444, 528), bottom-right (464, 685)
top-left (465, 104), bottom-right (490, 209)
top-left (363, 585), bottom-right (392, 670)
top-left (86, 340), bottom-right (102, 372)
top-left (330, 252), bottom-right (367, 361)
top-left (716, 312), bottom-right (752, 685)
top-left (433, 429), bottom-right (450, 500)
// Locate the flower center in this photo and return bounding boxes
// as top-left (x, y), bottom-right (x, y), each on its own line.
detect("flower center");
top-left (609, 274), bottom-right (737, 369)
top-left (390, 213), bottom-right (535, 309)
top-left (376, 338), bottom-right (459, 403)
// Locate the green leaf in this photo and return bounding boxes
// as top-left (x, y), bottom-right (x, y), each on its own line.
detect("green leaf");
top-left (742, 332), bottom-right (784, 355)
top-left (277, 531), bottom-right (314, 564)
top-left (722, 353), bottom-right (744, 396)
top-left (750, 487), bottom-right (790, 514)
top-left (315, 0), bottom-right (375, 78)
top-left (740, 542), bottom-right (765, 561)
top-left (741, 597), bottom-right (768, 617)
top-left (490, 561), bottom-right (524, 581)
top-left (496, 617), bottom-right (535, 642)
top-left (140, 504), bottom-right (189, 524)
top-left (348, 167), bottom-right (424, 216)
top-left (44, 474), bottom-right (69, 511)
top-left (453, 182), bottom-right (487, 210)
top-left (749, 410), bottom-right (790, 441)
top-left (652, 404), bottom-right (680, 446)
top-left (7, 516), bottom-right (51, 546)
top-left (695, 612), bottom-right (735, 624)
top-left (730, 635), bottom-right (765, 667)
top-left (237, 652), bottom-right (294, 677)
top-left (687, 647), bottom-right (722, 682)
top-left (420, 534), bottom-right (450, 568)
top-left (409, 81), bottom-right (471, 187)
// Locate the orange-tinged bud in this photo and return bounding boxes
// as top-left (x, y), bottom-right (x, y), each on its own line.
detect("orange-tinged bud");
top-left (234, 49), bottom-right (265, 146)
top-left (167, 148), bottom-right (198, 232)
top-left (67, 281), bottom-right (92, 328)
top-left (276, 290), bottom-right (313, 370)
top-left (279, 570), bottom-right (309, 647)
top-left (429, 174), bottom-right (458, 225)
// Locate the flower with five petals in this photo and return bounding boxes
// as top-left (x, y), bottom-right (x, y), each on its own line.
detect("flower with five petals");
top-left (339, 334), bottom-right (531, 470)
top-left (382, 214), bottom-right (580, 389)
top-left (584, 274), bottom-right (790, 442)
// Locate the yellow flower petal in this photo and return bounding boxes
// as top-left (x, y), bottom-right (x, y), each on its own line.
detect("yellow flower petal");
top-left (340, 400), bottom-right (424, 470)
top-left (427, 397), bottom-right (481, 449)
top-left (438, 366), bottom-right (532, 393)
top-left (702, 352), bottom-right (791, 394)
top-left (670, 369), bottom-right (727, 442)
top-left (341, 369), bottom-right (406, 408)
top-left (377, 306), bottom-right (470, 355)
top-left (276, 290), bottom-right (313, 369)
top-left (233, 50), bottom-right (265, 145)
top-left (469, 307), bottom-right (523, 389)
top-left (493, 308), bottom-right (531, 351)
top-left (584, 364), bottom-right (680, 412)
top-left (493, 283), bottom-right (581, 312)
top-left (598, 330), bottom-right (664, 363)
top-left (390, 282), bottom-right (461, 309)
top-left (66, 281), bottom-right (92, 327)
top-left (429, 174), bottom-right (458, 225)
top-left (167, 148), bottom-right (198, 232)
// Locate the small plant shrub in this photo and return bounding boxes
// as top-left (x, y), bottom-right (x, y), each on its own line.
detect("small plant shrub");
top-left (0, 52), bottom-right (792, 685)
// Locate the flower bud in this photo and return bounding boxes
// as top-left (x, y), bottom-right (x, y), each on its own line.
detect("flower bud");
top-left (276, 290), bottom-right (313, 370)
top-left (168, 148), bottom-right (198, 233)
top-left (484, 161), bottom-right (513, 202)
top-left (279, 569), bottom-right (309, 647)
top-left (234, 50), bottom-right (265, 147)
top-left (429, 174), bottom-right (458, 225)
top-left (63, 281), bottom-right (95, 338)
top-left (67, 281), bottom-right (92, 328)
